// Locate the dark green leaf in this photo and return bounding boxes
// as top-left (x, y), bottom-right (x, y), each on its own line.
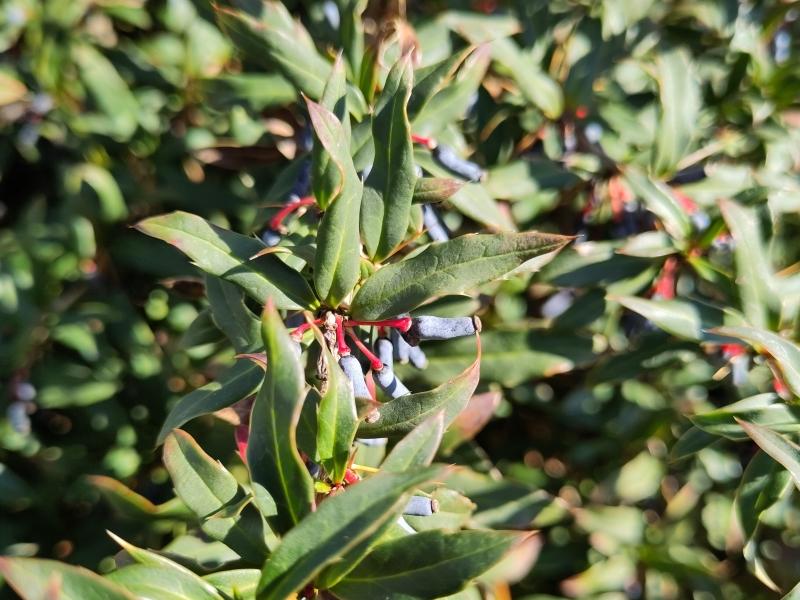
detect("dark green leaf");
top-left (350, 231), bottom-right (571, 320)
top-left (0, 557), bottom-right (135, 600)
top-left (247, 302), bottom-right (315, 534)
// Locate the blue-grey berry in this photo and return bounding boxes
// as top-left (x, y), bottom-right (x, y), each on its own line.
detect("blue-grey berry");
top-left (405, 316), bottom-right (479, 345)
top-left (339, 355), bottom-right (371, 400)
top-left (374, 367), bottom-right (411, 399)
top-left (422, 204), bottom-right (450, 242)
top-left (376, 337), bottom-right (394, 370)
top-left (403, 495), bottom-right (438, 516)
top-left (432, 145), bottom-right (484, 182)
top-left (408, 345), bottom-right (428, 369)
top-left (391, 329), bottom-right (411, 364)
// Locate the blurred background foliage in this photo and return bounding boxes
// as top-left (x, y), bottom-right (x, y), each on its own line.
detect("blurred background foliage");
top-left (2, 0), bottom-right (800, 598)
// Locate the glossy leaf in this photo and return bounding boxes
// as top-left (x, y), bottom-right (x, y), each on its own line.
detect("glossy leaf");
top-left (360, 56), bottom-right (416, 261)
top-left (738, 419), bottom-right (800, 491)
top-left (307, 98), bottom-right (363, 307)
top-left (357, 344), bottom-right (479, 438)
top-left (381, 411), bottom-right (445, 472)
top-left (206, 275), bottom-right (262, 353)
top-left (332, 530), bottom-right (519, 599)
top-left (136, 211), bottom-right (318, 310)
top-left (651, 49), bottom-right (701, 176)
top-left (491, 38), bottom-right (563, 119)
top-left (246, 302), bottom-right (315, 534)
top-left (0, 557), bottom-right (135, 600)
top-left (157, 360), bottom-right (262, 445)
top-left (204, 570), bottom-right (260, 599)
top-left (256, 468), bottom-right (440, 599)
top-left (106, 564), bottom-right (224, 600)
top-left (316, 342), bottom-right (359, 484)
top-left (714, 326), bottom-right (800, 397)
top-left (163, 430), bottom-right (240, 518)
top-left (623, 168), bottom-right (692, 241)
top-left (350, 231), bottom-right (571, 320)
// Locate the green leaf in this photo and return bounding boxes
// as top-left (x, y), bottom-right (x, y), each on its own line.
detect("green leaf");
top-left (415, 151), bottom-right (515, 231)
top-left (157, 360), bottom-right (262, 445)
top-left (490, 38), bottom-right (563, 119)
top-left (735, 451), bottom-right (791, 544)
top-left (613, 296), bottom-right (744, 341)
top-left (690, 394), bottom-right (800, 439)
top-left (719, 199), bottom-right (776, 329)
top-left (247, 302), bottom-right (315, 534)
top-left (397, 329), bottom-right (594, 389)
top-left (106, 564), bottom-right (224, 600)
top-left (316, 342), bottom-right (359, 484)
top-left (88, 475), bottom-right (193, 521)
top-left (163, 430), bottom-right (240, 518)
top-left (358, 347), bottom-right (480, 438)
top-left (651, 49), bottom-right (701, 177)
top-left (136, 211), bottom-right (318, 310)
top-left (206, 275), bottom-right (262, 353)
top-left (66, 163), bottom-right (128, 222)
top-left (307, 99), bottom-right (364, 307)
top-left (257, 468), bottom-right (440, 600)
top-left (412, 177), bottom-right (464, 204)
top-left (714, 326), bottom-right (800, 397)
top-left (381, 411), bottom-right (445, 472)
top-left (350, 231), bottom-right (571, 320)
top-left (623, 168), bottom-right (692, 241)
top-left (0, 557), bottom-right (135, 600)
top-left (204, 570), bottom-right (260, 600)
top-left (408, 46), bottom-right (475, 119)
top-left (737, 419), bottom-right (800, 491)
top-left (360, 56), bottom-right (416, 261)
top-left (331, 530), bottom-right (519, 599)
top-left (71, 44), bottom-right (138, 141)
top-left (214, 1), bottom-right (331, 100)
top-left (313, 54), bottom-right (350, 211)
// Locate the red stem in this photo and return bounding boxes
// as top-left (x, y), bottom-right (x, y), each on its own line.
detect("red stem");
top-left (411, 134), bottom-right (437, 149)
top-left (346, 330), bottom-right (383, 371)
top-left (291, 319), bottom-right (323, 340)
top-left (345, 317), bottom-right (412, 332)
top-left (269, 196), bottom-right (315, 231)
top-left (335, 315), bottom-right (350, 356)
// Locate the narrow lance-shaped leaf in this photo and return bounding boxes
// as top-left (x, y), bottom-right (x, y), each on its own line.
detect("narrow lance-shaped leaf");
top-left (350, 231), bottom-right (572, 320)
top-left (361, 56), bottom-right (416, 261)
top-left (313, 54), bottom-right (349, 211)
top-left (408, 46), bottom-right (475, 119)
top-left (331, 530), bottom-right (520, 599)
top-left (257, 468), bottom-right (440, 600)
top-left (308, 99), bottom-right (364, 307)
top-left (214, 1), bottom-right (331, 100)
top-left (0, 557), bottom-right (136, 600)
top-left (714, 326), bottom-right (800, 397)
top-left (358, 341), bottom-right (480, 438)
top-left (157, 360), bottom-right (262, 445)
top-left (136, 211), bottom-right (318, 310)
top-left (206, 275), bottom-right (262, 353)
top-left (737, 419), bottom-right (800, 492)
top-left (107, 564), bottom-right (224, 600)
top-left (163, 430), bottom-right (240, 518)
top-left (623, 169), bottom-right (692, 242)
top-left (651, 49), bottom-right (701, 177)
top-left (247, 301), bottom-right (315, 534)
top-left (381, 411), bottom-right (445, 472)
top-left (734, 451), bottom-right (791, 545)
top-left (412, 177), bottom-right (464, 204)
top-left (316, 338), bottom-right (359, 484)
top-left (719, 199), bottom-right (776, 329)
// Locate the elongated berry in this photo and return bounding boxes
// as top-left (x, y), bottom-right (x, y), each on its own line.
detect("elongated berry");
top-left (408, 345), bottom-right (428, 369)
top-left (432, 144), bottom-right (484, 182)
top-left (376, 337), bottom-right (394, 371)
top-left (339, 355), bottom-right (371, 400)
top-left (422, 204), bottom-right (450, 242)
top-left (405, 316), bottom-right (480, 345)
top-left (356, 437), bottom-right (387, 447)
top-left (391, 329), bottom-right (411, 364)
top-left (374, 366), bottom-right (411, 399)
top-left (403, 495), bottom-right (439, 516)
